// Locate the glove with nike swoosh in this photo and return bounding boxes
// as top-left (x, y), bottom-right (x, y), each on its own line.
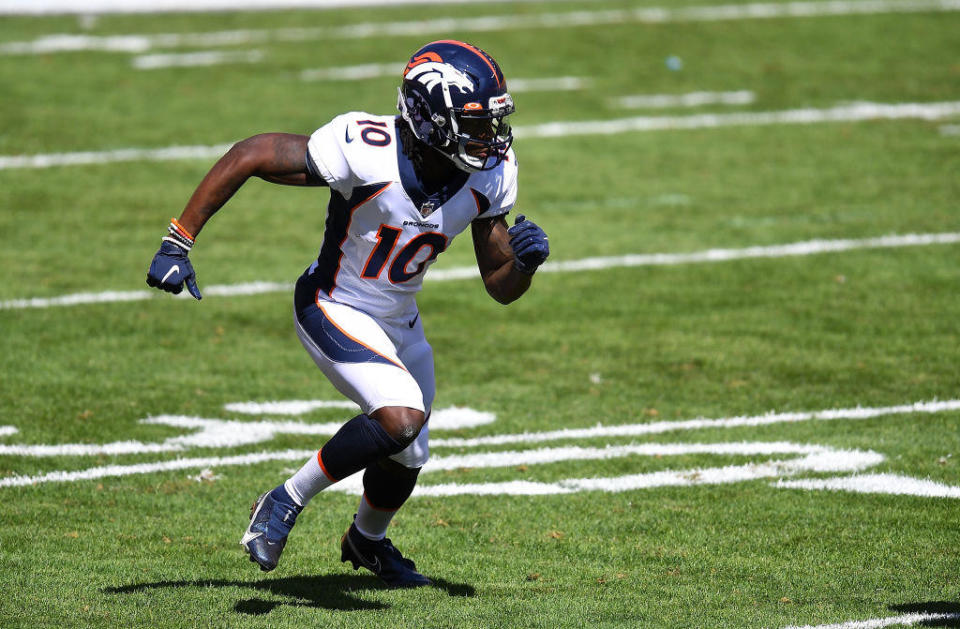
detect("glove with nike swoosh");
top-left (507, 214), bottom-right (549, 275)
top-left (146, 219), bottom-right (203, 300)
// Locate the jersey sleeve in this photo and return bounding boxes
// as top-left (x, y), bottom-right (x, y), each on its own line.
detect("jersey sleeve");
top-left (306, 114), bottom-right (358, 197)
top-left (475, 149), bottom-right (518, 220)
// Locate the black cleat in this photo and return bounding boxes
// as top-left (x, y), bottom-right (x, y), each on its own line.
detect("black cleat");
top-left (340, 521), bottom-right (433, 589)
top-left (240, 487), bottom-right (302, 572)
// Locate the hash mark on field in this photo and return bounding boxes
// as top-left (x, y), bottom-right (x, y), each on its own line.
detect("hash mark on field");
top-left (2, 232), bottom-right (959, 310)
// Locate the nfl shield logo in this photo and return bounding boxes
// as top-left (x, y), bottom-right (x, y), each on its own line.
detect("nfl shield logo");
top-left (420, 201), bottom-right (435, 217)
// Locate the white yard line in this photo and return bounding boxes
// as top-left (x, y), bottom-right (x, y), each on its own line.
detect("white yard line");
top-left (2, 0), bottom-right (959, 52)
top-left (782, 611), bottom-right (960, 629)
top-left (2, 231), bottom-right (958, 311)
top-left (0, 0), bottom-right (598, 16)
top-left (1, 398), bottom-right (957, 497)
top-left (518, 101), bottom-right (960, 138)
top-left (613, 90), bottom-right (756, 109)
top-left (300, 62), bottom-right (400, 81)
top-left (0, 406), bottom-right (496, 457)
top-left (0, 440), bottom-right (883, 489)
top-left (431, 399), bottom-right (960, 447)
top-left (131, 49), bottom-right (264, 69)
top-left (223, 400), bottom-right (358, 414)
top-left (0, 143), bottom-right (234, 170)
top-left (775, 473), bottom-right (960, 498)
top-left (300, 62), bottom-right (589, 92)
top-left (3, 100), bottom-right (958, 171)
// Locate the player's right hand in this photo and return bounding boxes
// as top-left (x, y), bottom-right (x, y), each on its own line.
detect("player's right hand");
top-left (146, 241), bottom-right (203, 300)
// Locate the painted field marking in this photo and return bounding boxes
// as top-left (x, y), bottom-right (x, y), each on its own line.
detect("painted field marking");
top-left (0, 406), bottom-right (494, 457)
top-left (518, 101), bottom-right (960, 138)
top-left (782, 611), bottom-right (960, 628)
top-left (0, 0), bottom-right (593, 16)
top-left (0, 440), bottom-right (884, 490)
top-left (613, 90), bottom-right (755, 109)
top-left (430, 399), bottom-right (960, 448)
top-left (131, 49), bottom-right (264, 69)
top-left (0, 143), bottom-right (234, 170)
top-left (776, 473), bottom-right (960, 498)
top-left (3, 0), bottom-right (959, 50)
top-left (300, 63), bottom-right (590, 92)
top-left (3, 100), bottom-right (958, 171)
top-left (1, 398), bottom-right (957, 499)
top-left (223, 399), bottom-right (356, 414)
top-left (300, 62), bottom-right (401, 81)
top-left (3, 231), bottom-right (959, 311)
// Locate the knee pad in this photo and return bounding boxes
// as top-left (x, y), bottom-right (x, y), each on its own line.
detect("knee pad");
top-left (389, 420), bottom-right (430, 469)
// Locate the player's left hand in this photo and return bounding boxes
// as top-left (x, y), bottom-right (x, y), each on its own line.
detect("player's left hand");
top-left (508, 214), bottom-right (549, 275)
top-left (147, 241), bottom-right (203, 300)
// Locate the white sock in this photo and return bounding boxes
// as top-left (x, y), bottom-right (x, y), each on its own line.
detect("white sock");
top-left (353, 494), bottom-right (397, 541)
top-left (283, 451), bottom-right (334, 507)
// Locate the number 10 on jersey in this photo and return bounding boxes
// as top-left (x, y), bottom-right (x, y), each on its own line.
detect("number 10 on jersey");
top-left (361, 224), bottom-right (449, 284)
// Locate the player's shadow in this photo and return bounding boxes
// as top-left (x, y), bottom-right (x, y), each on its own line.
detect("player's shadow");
top-left (888, 602), bottom-right (960, 628)
top-left (104, 574), bottom-right (475, 614)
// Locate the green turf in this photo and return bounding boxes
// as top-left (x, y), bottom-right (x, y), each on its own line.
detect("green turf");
top-left (1, 1), bottom-right (959, 627)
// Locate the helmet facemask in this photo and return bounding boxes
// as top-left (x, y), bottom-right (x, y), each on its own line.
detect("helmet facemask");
top-left (445, 98), bottom-right (514, 171)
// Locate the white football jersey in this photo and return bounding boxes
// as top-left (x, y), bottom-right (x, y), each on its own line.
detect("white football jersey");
top-left (299, 112), bottom-right (518, 322)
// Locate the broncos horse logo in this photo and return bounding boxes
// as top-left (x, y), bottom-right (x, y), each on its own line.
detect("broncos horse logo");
top-left (404, 58), bottom-right (475, 96)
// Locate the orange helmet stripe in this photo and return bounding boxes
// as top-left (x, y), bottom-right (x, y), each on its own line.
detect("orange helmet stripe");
top-left (430, 39), bottom-right (502, 87)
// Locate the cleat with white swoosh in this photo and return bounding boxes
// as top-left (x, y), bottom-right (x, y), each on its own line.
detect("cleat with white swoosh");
top-left (240, 487), bottom-right (302, 572)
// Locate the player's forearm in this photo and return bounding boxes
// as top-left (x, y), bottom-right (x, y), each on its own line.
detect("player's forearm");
top-left (175, 140), bottom-right (261, 237)
top-left (482, 261), bottom-right (533, 304)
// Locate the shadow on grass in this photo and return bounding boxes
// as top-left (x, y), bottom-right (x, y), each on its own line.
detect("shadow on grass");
top-left (889, 602), bottom-right (960, 628)
top-left (104, 573), bottom-right (475, 614)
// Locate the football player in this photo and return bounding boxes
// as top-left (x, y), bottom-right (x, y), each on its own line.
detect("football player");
top-left (146, 40), bottom-right (549, 588)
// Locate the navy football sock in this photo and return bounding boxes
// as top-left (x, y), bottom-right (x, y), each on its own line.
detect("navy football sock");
top-left (363, 459), bottom-right (420, 510)
top-left (319, 414), bottom-right (404, 482)
top-left (354, 461), bottom-right (421, 540)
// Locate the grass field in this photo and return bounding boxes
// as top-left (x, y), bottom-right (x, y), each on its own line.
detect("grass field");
top-left (1, 0), bottom-right (959, 627)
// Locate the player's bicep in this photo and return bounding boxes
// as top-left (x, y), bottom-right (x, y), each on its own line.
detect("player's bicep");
top-left (472, 214), bottom-right (514, 277)
top-left (249, 133), bottom-right (327, 187)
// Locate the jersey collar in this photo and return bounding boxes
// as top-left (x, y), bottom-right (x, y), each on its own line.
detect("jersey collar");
top-left (395, 122), bottom-right (469, 215)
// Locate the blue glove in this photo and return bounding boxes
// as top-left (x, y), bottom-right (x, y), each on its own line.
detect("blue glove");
top-left (146, 241), bottom-right (202, 300)
top-left (507, 214), bottom-right (549, 275)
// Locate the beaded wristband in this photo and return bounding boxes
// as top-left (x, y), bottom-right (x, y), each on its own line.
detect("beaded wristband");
top-left (162, 218), bottom-right (195, 252)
